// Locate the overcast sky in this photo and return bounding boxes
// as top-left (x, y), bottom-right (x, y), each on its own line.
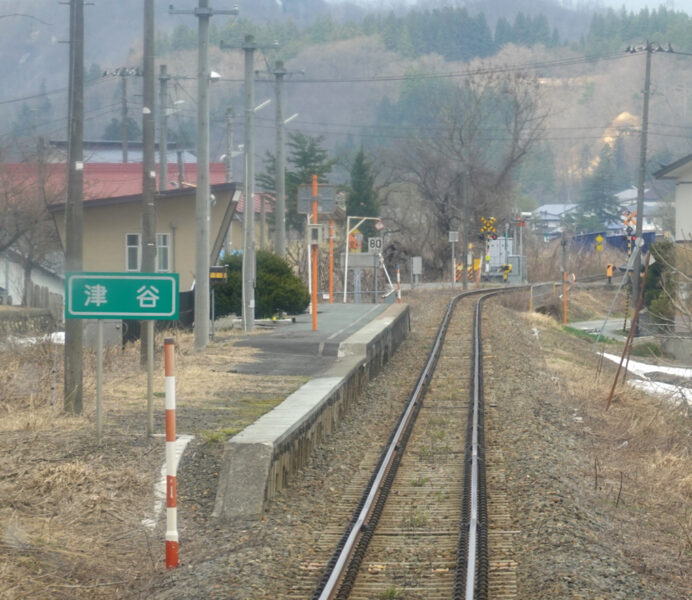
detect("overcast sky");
top-left (601, 0), bottom-right (692, 12)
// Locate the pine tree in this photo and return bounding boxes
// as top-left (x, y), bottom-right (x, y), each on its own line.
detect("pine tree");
top-left (257, 132), bottom-right (336, 237)
top-left (348, 149), bottom-right (379, 240)
top-left (572, 146), bottom-right (623, 232)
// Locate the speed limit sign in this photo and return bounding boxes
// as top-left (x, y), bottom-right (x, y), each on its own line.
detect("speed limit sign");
top-left (368, 237), bottom-right (383, 254)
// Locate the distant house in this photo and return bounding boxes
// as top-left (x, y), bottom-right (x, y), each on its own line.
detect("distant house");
top-left (0, 248), bottom-right (63, 317)
top-left (615, 186), bottom-right (666, 234)
top-left (654, 154), bottom-right (692, 359)
top-left (530, 203), bottom-right (577, 234)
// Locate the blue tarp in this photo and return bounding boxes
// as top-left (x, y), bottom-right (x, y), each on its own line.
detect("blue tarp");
top-left (570, 231), bottom-right (656, 254)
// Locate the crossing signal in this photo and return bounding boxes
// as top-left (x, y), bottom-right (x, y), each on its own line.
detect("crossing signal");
top-left (491, 233), bottom-right (498, 240)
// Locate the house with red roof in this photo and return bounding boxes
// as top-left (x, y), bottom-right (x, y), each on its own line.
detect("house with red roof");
top-left (1, 155), bottom-right (276, 304)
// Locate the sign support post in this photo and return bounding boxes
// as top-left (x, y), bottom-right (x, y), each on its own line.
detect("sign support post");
top-left (147, 320), bottom-right (154, 435)
top-left (449, 231), bottom-right (459, 287)
top-left (329, 219), bottom-right (334, 303)
top-left (96, 319), bottom-right (103, 443)
top-left (311, 175), bottom-right (318, 331)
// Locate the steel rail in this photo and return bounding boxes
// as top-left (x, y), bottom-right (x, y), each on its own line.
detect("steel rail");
top-left (312, 287), bottom-right (517, 600)
top-left (455, 291), bottom-right (508, 600)
top-left (464, 299), bottom-right (483, 599)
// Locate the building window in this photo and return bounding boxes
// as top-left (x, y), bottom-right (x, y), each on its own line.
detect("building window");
top-left (156, 233), bottom-right (170, 272)
top-left (126, 233), bottom-right (140, 271)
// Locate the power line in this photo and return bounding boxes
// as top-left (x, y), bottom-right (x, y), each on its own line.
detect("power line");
top-left (0, 76), bottom-right (107, 106)
top-left (254, 121), bottom-right (692, 143)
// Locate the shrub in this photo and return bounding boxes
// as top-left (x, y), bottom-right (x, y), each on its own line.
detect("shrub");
top-left (213, 250), bottom-right (310, 319)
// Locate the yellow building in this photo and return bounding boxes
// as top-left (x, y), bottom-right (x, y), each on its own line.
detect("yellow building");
top-left (44, 162), bottom-right (237, 290)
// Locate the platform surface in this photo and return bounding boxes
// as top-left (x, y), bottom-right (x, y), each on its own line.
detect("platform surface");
top-left (229, 303), bottom-right (393, 376)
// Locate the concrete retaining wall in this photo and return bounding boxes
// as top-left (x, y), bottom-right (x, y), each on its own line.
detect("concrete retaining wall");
top-left (213, 303), bottom-right (410, 521)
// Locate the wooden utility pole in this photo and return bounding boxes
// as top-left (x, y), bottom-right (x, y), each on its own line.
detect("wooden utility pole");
top-left (141, 0), bottom-right (156, 279)
top-left (159, 65), bottom-right (170, 192)
top-left (242, 34), bottom-right (257, 332)
top-left (64, 0), bottom-right (84, 413)
top-left (225, 106), bottom-right (233, 183)
top-left (273, 60), bottom-right (287, 257)
top-left (169, 1), bottom-right (237, 348)
top-left (141, 0), bottom-right (157, 431)
top-left (632, 42), bottom-right (652, 307)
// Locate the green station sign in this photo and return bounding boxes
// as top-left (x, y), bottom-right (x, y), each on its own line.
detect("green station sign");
top-left (65, 272), bottom-right (179, 320)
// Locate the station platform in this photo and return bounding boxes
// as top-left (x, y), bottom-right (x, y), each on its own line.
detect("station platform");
top-left (213, 301), bottom-right (411, 521)
top-left (231, 302), bottom-right (394, 376)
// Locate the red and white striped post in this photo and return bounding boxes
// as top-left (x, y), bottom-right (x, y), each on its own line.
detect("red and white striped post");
top-left (164, 338), bottom-right (179, 569)
top-left (396, 267), bottom-right (402, 304)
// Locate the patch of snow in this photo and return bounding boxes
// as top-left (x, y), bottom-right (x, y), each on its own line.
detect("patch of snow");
top-left (142, 434), bottom-right (193, 530)
top-left (601, 353), bottom-right (692, 408)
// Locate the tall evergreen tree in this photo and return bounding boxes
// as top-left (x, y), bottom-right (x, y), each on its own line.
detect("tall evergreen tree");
top-left (257, 132), bottom-right (336, 237)
top-left (571, 145), bottom-right (623, 232)
top-left (348, 149), bottom-right (380, 240)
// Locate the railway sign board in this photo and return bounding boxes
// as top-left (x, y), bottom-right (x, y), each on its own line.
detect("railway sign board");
top-left (367, 237), bottom-right (383, 254)
top-left (65, 272), bottom-right (179, 320)
top-left (298, 184), bottom-right (336, 214)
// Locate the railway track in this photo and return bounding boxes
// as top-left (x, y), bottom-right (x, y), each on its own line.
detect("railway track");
top-left (300, 289), bottom-right (519, 600)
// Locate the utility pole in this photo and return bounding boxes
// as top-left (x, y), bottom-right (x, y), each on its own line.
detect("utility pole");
top-left (561, 231), bottom-right (568, 326)
top-left (64, 0), bottom-right (84, 413)
top-left (159, 64), bottom-right (170, 192)
top-left (225, 106), bottom-right (233, 183)
top-left (632, 42), bottom-right (652, 308)
top-left (273, 60), bottom-right (287, 257)
top-left (141, 0), bottom-right (156, 417)
top-left (628, 41), bottom-right (673, 307)
top-left (170, 1), bottom-right (238, 349)
top-left (242, 34), bottom-right (257, 332)
top-left (142, 0), bottom-right (156, 277)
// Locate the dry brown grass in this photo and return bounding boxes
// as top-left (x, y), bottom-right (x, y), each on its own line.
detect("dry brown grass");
top-left (528, 309), bottom-right (692, 584)
top-left (0, 325), bottom-right (304, 598)
top-left (525, 234), bottom-right (626, 283)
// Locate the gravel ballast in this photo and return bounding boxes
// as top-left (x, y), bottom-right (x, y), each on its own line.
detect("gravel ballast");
top-left (145, 290), bottom-right (691, 599)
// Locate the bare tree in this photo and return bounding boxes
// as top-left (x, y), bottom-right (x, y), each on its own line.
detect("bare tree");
top-left (0, 170), bottom-right (41, 254)
top-left (387, 65), bottom-right (546, 277)
top-left (0, 145), bottom-right (63, 305)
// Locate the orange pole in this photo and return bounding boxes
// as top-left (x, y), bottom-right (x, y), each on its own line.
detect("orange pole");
top-left (311, 174), bottom-right (318, 331)
top-left (329, 219), bottom-right (334, 303)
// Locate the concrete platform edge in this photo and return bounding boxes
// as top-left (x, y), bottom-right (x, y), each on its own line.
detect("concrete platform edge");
top-left (212, 303), bottom-right (410, 521)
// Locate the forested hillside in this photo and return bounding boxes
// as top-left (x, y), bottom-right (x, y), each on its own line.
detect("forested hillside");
top-left (1, 0), bottom-right (691, 240)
